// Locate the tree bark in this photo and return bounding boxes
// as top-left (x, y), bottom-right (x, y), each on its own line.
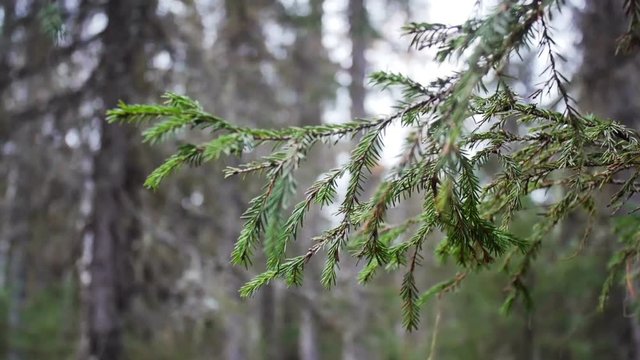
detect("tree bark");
top-left (342, 1), bottom-right (372, 359)
top-left (82, 0), bottom-right (153, 358)
top-left (348, 0), bottom-right (368, 120)
top-left (6, 164), bottom-right (29, 360)
top-left (578, 0), bottom-right (640, 358)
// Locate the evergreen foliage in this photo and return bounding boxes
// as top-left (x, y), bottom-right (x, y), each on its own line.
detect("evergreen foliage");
top-left (108, 0), bottom-right (640, 330)
top-left (37, 3), bottom-right (66, 44)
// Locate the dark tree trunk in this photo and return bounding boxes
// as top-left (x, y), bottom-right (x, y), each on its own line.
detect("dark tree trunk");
top-left (82, 0), bottom-right (153, 358)
top-left (578, 0), bottom-right (640, 359)
top-left (348, 0), bottom-right (368, 120)
top-left (294, 3), bottom-right (327, 358)
top-left (215, 1), bottom-right (269, 358)
top-left (343, 1), bottom-right (372, 359)
top-left (6, 164), bottom-right (29, 360)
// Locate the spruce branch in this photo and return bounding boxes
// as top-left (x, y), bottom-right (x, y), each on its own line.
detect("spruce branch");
top-left (109, 0), bottom-right (640, 331)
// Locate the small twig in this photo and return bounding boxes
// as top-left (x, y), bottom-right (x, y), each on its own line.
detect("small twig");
top-left (427, 296), bottom-right (443, 360)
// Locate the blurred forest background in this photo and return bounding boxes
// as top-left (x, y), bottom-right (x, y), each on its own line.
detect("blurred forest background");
top-left (1, 0), bottom-right (640, 359)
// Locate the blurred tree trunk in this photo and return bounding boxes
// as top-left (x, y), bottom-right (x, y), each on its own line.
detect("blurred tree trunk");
top-left (299, 309), bottom-right (320, 360)
top-left (1, 4), bottom-right (51, 358)
top-left (0, 3), bottom-right (20, 358)
top-left (342, 0), bottom-right (372, 359)
top-left (81, 0), bottom-right (154, 358)
top-left (5, 163), bottom-right (28, 360)
top-left (348, 0), bottom-right (367, 120)
top-left (217, 1), bottom-right (269, 358)
top-left (289, 1), bottom-right (331, 359)
top-left (578, 0), bottom-right (640, 358)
